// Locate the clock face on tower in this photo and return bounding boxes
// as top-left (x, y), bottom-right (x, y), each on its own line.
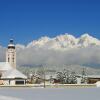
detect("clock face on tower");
top-left (6, 39), bottom-right (16, 69)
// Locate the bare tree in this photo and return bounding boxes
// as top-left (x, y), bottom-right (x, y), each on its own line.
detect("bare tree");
top-left (36, 65), bottom-right (46, 87)
top-left (81, 68), bottom-right (87, 84)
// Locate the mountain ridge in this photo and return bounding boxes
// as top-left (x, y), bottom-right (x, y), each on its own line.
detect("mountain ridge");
top-left (16, 33), bottom-right (100, 50)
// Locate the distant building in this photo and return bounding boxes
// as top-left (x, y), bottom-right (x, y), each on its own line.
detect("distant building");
top-left (87, 75), bottom-right (100, 84)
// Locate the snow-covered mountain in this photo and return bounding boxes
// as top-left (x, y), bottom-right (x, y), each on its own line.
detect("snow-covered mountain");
top-left (21, 33), bottom-right (100, 50)
top-left (78, 34), bottom-right (100, 47)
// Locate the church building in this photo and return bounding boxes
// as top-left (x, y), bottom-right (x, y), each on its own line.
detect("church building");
top-left (0, 39), bottom-right (27, 85)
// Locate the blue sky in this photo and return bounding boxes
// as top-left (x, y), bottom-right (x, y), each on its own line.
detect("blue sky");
top-left (0, 0), bottom-right (100, 46)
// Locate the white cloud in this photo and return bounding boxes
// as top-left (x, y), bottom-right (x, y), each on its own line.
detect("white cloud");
top-left (16, 46), bottom-right (100, 68)
top-left (0, 46), bottom-right (6, 62)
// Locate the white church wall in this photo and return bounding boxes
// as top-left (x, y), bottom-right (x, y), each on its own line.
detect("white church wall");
top-left (3, 80), bottom-right (9, 85)
top-left (10, 80), bottom-right (15, 85)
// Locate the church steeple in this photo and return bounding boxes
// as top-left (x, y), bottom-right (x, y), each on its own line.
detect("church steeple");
top-left (6, 39), bottom-right (16, 68)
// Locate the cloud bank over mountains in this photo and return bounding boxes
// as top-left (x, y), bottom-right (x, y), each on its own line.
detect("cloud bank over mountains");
top-left (1, 33), bottom-right (100, 69)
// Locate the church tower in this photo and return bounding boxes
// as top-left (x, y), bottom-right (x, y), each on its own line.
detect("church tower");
top-left (6, 39), bottom-right (16, 69)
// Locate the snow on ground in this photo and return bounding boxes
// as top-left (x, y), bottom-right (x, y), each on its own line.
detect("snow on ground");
top-left (0, 88), bottom-right (100, 100)
top-left (96, 81), bottom-right (100, 87)
top-left (0, 95), bottom-right (22, 100)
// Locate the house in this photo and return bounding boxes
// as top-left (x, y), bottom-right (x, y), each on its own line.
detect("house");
top-left (87, 75), bottom-right (100, 84)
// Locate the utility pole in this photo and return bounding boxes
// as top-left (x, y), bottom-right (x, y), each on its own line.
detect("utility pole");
top-left (44, 69), bottom-right (45, 88)
top-left (42, 65), bottom-right (46, 88)
top-left (81, 68), bottom-right (87, 84)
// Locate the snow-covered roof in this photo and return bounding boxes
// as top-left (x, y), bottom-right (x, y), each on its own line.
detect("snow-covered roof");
top-left (76, 74), bottom-right (100, 78)
top-left (0, 62), bottom-right (12, 71)
top-left (87, 75), bottom-right (100, 78)
top-left (8, 44), bottom-right (15, 47)
top-left (45, 74), bottom-right (56, 80)
top-left (2, 69), bottom-right (27, 79)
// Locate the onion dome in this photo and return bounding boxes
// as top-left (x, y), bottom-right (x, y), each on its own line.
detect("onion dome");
top-left (8, 39), bottom-right (15, 49)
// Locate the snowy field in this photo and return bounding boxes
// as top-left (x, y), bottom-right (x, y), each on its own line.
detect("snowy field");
top-left (0, 88), bottom-right (100, 100)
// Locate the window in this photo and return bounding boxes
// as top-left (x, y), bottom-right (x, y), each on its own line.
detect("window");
top-left (12, 58), bottom-right (14, 62)
top-left (15, 81), bottom-right (24, 85)
top-left (8, 58), bottom-right (9, 62)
